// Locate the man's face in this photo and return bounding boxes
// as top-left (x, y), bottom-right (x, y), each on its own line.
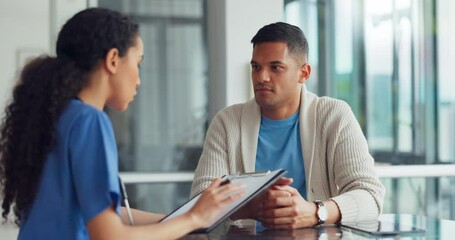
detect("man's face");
top-left (250, 42), bottom-right (310, 115)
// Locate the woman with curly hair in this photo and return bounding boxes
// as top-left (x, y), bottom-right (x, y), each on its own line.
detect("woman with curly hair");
top-left (0, 7), bottom-right (244, 240)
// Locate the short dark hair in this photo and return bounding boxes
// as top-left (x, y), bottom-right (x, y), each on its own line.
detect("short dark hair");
top-left (251, 22), bottom-right (309, 62)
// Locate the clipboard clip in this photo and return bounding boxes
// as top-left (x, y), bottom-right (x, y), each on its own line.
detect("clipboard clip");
top-left (230, 170), bottom-right (271, 178)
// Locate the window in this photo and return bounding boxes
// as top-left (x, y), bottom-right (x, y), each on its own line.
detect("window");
top-left (285, 0), bottom-right (455, 219)
top-left (437, 0), bottom-right (455, 163)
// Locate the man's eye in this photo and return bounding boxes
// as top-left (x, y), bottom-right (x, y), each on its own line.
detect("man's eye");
top-left (251, 65), bottom-right (260, 70)
top-left (272, 65), bottom-right (283, 71)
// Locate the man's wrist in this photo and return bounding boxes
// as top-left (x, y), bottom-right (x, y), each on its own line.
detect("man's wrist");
top-left (308, 201), bottom-right (319, 226)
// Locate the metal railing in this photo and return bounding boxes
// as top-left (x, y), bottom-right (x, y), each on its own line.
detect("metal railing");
top-left (120, 164), bottom-right (455, 184)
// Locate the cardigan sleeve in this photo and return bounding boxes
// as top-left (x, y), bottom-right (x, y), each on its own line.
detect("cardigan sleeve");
top-left (190, 112), bottom-right (230, 197)
top-left (323, 100), bottom-right (385, 222)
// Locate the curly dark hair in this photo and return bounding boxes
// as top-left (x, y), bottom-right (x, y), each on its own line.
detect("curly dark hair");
top-left (0, 7), bottom-right (139, 225)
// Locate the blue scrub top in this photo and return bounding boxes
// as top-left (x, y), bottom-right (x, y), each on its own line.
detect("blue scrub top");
top-left (18, 99), bottom-right (121, 240)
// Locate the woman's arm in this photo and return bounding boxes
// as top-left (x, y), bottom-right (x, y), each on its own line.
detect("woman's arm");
top-left (88, 207), bottom-right (201, 240)
top-left (121, 207), bottom-right (165, 225)
top-left (87, 179), bottom-right (245, 240)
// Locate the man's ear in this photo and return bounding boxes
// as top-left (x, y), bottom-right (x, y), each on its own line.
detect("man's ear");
top-left (104, 48), bottom-right (120, 74)
top-left (298, 63), bottom-right (311, 83)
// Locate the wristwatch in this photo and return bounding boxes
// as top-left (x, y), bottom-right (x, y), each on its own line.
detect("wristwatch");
top-left (314, 200), bottom-right (328, 225)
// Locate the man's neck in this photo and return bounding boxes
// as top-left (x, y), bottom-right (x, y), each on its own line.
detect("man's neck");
top-left (261, 104), bottom-right (300, 120)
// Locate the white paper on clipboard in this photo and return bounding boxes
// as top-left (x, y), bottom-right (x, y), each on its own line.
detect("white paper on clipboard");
top-left (159, 168), bottom-right (287, 233)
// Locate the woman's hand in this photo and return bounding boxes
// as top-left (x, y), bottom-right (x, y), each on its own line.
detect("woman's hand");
top-left (187, 178), bottom-right (245, 229)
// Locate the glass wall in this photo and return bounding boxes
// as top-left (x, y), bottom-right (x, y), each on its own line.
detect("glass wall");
top-left (285, 0), bottom-right (455, 219)
top-left (437, 0), bottom-right (455, 163)
top-left (100, 0), bottom-right (208, 213)
top-left (284, 0), bottom-right (319, 92)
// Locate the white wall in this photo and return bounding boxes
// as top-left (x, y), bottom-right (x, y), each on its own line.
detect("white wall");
top-left (0, 0), bottom-right (51, 118)
top-left (207, 0), bottom-right (284, 119)
top-left (0, 0), bottom-right (86, 117)
top-left (0, 1), bottom-right (86, 238)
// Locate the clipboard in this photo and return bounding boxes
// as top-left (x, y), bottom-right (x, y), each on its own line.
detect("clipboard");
top-left (160, 168), bottom-right (288, 233)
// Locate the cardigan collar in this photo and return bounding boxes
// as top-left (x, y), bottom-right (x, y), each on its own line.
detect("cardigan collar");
top-left (240, 84), bottom-right (319, 177)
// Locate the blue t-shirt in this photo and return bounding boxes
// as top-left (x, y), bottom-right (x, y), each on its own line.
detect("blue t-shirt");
top-left (18, 99), bottom-right (121, 240)
top-left (255, 111), bottom-right (306, 199)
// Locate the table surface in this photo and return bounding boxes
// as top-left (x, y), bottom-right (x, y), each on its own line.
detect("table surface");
top-left (182, 214), bottom-right (455, 239)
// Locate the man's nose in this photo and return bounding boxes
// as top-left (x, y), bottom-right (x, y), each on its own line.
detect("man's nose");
top-left (257, 69), bottom-right (271, 83)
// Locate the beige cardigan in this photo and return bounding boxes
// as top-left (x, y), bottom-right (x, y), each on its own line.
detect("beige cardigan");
top-left (191, 85), bottom-right (385, 223)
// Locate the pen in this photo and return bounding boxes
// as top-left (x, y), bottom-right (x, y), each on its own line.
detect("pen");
top-left (220, 179), bottom-right (231, 186)
top-left (119, 176), bottom-right (134, 225)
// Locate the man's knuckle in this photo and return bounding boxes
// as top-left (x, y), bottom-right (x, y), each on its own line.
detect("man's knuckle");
top-left (291, 207), bottom-right (299, 215)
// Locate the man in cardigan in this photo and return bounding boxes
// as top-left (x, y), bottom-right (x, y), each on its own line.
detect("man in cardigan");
top-left (191, 22), bottom-right (385, 229)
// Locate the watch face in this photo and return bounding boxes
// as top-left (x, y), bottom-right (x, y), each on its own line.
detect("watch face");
top-left (318, 206), bottom-right (328, 221)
